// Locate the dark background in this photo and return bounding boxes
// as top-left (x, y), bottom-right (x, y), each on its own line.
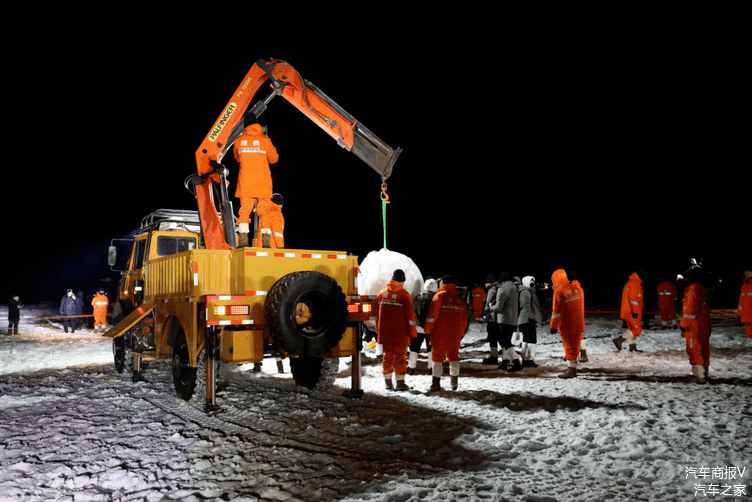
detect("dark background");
top-left (2, 34), bottom-right (748, 310)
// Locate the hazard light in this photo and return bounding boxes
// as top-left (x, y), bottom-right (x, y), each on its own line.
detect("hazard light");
top-left (213, 304), bottom-right (250, 316)
top-left (348, 303), bottom-right (372, 314)
top-left (347, 296), bottom-right (377, 321)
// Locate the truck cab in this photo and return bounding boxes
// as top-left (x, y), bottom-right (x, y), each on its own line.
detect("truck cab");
top-left (110, 210), bottom-right (200, 319)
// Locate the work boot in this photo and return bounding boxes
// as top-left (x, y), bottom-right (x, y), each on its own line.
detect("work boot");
top-left (450, 376), bottom-right (458, 391)
top-left (237, 223), bottom-right (250, 247)
top-left (691, 365), bottom-right (706, 384)
top-left (482, 356), bottom-right (498, 364)
top-left (559, 366), bottom-right (577, 379)
top-left (498, 360), bottom-right (510, 371)
top-left (507, 359), bottom-right (523, 373)
top-left (522, 359), bottom-right (538, 368)
top-left (384, 377), bottom-right (394, 390)
top-left (395, 379), bottom-right (410, 392)
top-left (579, 349), bottom-right (588, 363)
top-left (629, 344), bottom-right (642, 353)
top-left (429, 377), bottom-right (442, 392)
top-left (613, 336), bottom-right (625, 351)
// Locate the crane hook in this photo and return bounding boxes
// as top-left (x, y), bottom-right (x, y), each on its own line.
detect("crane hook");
top-left (380, 181), bottom-right (390, 203)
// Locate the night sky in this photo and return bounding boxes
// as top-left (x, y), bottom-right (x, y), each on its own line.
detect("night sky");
top-left (3, 39), bottom-right (748, 310)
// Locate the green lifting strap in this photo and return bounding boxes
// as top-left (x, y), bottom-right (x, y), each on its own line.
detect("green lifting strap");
top-left (382, 197), bottom-right (388, 250)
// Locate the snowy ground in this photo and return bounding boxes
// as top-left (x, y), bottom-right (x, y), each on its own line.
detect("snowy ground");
top-left (1, 303), bottom-right (750, 502)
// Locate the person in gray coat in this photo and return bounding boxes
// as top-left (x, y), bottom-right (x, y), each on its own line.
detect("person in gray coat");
top-left (482, 275), bottom-right (501, 364)
top-left (518, 276), bottom-right (543, 367)
top-left (491, 271), bottom-right (522, 372)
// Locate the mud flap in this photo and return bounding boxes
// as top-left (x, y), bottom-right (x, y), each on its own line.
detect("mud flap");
top-left (205, 328), bottom-right (220, 413)
top-left (102, 302), bottom-right (156, 339)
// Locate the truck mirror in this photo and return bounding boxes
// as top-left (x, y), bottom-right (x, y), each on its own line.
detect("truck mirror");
top-left (108, 246), bottom-right (118, 267)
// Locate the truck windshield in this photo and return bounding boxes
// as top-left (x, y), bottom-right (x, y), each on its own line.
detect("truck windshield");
top-left (156, 236), bottom-right (197, 256)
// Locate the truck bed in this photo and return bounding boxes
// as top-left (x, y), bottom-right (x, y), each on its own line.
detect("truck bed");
top-left (145, 247), bottom-right (359, 300)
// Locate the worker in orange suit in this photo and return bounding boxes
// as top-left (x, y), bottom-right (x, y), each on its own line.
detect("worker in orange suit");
top-left (656, 276), bottom-right (679, 330)
top-left (232, 117), bottom-right (279, 247)
top-left (738, 270), bottom-right (752, 339)
top-left (375, 269), bottom-right (418, 391)
top-left (549, 269), bottom-right (585, 379)
top-left (424, 275), bottom-right (468, 391)
top-left (91, 289), bottom-right (109, 331)
top-left (568, 270), bottom-right (589, 363)
top-left (468, 283), bottom-right (486, 321)
top-left (680, 266), bottom-right (712, 383)
top-left (614, 270), bottom-right (645, 352)
top-left (256, 193), bottom-right (285, 248)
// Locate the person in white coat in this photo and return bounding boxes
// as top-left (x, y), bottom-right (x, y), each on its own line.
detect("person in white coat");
top-left (409, 278), bottom-right (438, 374)
top-left (518, 276), bottom-right (543, 367)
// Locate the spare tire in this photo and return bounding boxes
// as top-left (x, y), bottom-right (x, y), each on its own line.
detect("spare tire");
top-left (265, 271), bottom-right (348, 357)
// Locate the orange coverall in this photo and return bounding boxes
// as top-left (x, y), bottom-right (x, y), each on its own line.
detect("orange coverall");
top-left (232, 123), bottom-right (279, 227)
top-left (376, 280), bottom-right (418, 377)
top-left (680, 282), bottom-right (711, 366)
top-left (738, 274), bottom-right (752, 338)
top-left (424, 283), bottom-right (468, 364)
top-left (550, 269), bottom-right (585, 362)
top-left (469, 286), bottom-right (486, 320)
top-left (91, 293), bottom-right (109, 329)
top-left (620, 272), bottom-right (644, 336)
top-left (256, 201), bottom-right (284, 248)
top-left (656, 280), bottom-right (679, 323)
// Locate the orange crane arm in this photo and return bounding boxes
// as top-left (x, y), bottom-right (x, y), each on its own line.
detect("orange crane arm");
top-left (193, 59), bottom-right (401, 250)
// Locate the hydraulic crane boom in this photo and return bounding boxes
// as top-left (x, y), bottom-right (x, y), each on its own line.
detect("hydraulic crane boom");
top-left (193, 58), bottom-right (402, 250)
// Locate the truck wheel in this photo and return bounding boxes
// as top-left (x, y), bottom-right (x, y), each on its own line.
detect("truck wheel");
top-left (111, 301), bottom-right (134, 374)
top-left (265, 271), bottom-right (348, 357)
top-left (172, 329), bottom-right (197, 400)
top-left (111, 300), bottom-right (132, 325)
top-left (289, 357), bottom-right (339, 390)
top-left (112, 334), bottom-right (133, 373)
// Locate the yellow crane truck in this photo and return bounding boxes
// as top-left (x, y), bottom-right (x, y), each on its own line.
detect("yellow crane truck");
top-left (103, 59), bottom-right (400, 411)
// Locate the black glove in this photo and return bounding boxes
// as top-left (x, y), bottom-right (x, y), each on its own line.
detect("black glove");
top-left (550, 328), bottom-right (558, 335)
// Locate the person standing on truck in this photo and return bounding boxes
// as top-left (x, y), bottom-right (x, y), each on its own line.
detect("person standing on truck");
top-left (257, 193), bottom-right (285, 249)
top-left (232, 116), bottom-right (279, 248)
top-left (375, 269), bottom-right (418, 391)
top-left (7, 295), bottom-right (22, 335)
top-left (91, 289), bottom-right (109, 331)
top-left (424, 275), bottom-right (468, 391)
top-left (613, 270), bottom-right (645, 352)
